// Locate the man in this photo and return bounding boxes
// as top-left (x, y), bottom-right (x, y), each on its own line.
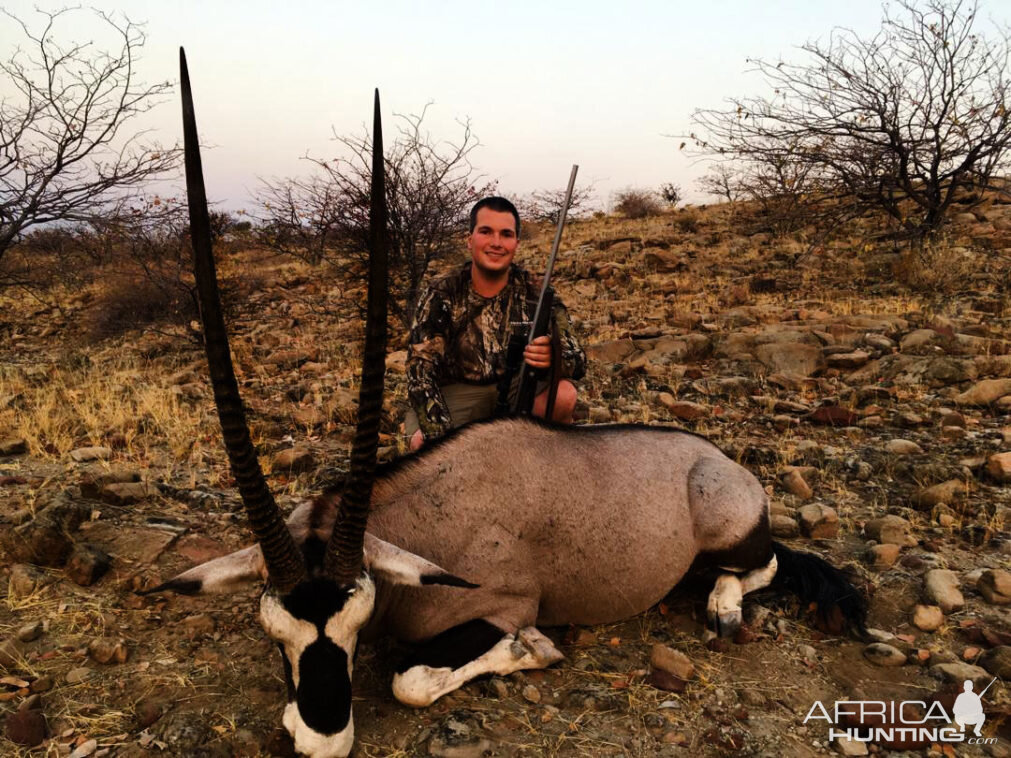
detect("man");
top-left (405, 196), bottom-right (585, 451)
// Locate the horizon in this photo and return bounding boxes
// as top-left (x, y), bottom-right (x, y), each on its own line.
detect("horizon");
top-left (3, 0), bottom-right (992, 216)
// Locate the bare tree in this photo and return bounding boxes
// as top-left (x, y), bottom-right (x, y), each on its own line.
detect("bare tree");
top-left (0, 8), bottom-right (179, 262)
top-left (256, 105), bottom-right (494, 327)
top-left (688, 0), bottom-right (1011, 240)
top-left (697, 164), bottom-right (740, 204)
top-left (256, 173), bottom-right (351, 265)
top-left (517, 181), bottom-right (596, 224)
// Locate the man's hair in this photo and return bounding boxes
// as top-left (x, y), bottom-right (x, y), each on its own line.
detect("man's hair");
top-left (469, 197), bottom-right (521, 238)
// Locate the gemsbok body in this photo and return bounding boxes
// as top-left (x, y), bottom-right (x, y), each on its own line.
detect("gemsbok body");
top-left (160, 52), bottom-right (866, 757)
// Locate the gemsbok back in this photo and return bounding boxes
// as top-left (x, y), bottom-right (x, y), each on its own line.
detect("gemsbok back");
top-left (153, 51), bottom-right (867, 758)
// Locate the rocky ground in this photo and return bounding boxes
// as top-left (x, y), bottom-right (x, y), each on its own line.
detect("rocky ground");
top-left (2, 201), bottom-right (1011, 757)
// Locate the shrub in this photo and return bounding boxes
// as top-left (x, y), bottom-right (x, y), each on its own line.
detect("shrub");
top-left (614, 189), bottom-right (663, 219)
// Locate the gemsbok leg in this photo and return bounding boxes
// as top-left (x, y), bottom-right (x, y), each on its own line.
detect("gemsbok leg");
top-left (707, 553), bottom-right (779, 636)
top-left (392, 622), bottom-right (563, 707)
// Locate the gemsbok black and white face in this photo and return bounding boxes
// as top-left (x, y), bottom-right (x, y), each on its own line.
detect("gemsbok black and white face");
top-left (260, 575), bottom-right (374, 758)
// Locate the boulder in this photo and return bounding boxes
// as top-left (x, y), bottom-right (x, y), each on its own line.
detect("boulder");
top-left (885, 439), bottom-right (923, 455)
top-left (977, 570), bottom-right (1011, 605)
top-left (272, 447), bottom-right (316, 473)
top-left (65, 543), bottom-right (112, 586)
top-left (863, 643), bottom-right (907, 666)
top-left (864, 515), bottom-right (916, 547)
top-left (929, 662), bottom-right (990, 688)
top-left (865, 544), bottom-right (901, 570)
top-left (924, 569), bottom-right (964, 613)
top-left (912, 605), bottom-right (944, 632)
top-left (649, 644), bottom-right (695, 680)
top-left (754, 343), bottom-right (825, 377)
top-left (954, 378), bottom-right (1011, 406)
top-left (911, 479), bottom-right (967, 510)
top-left (987, 452), bottom-right (1011, 484)
top-left (799, 504), bottom-right (838, 539)
top-left (978, 646), bottom-right (1011, 679)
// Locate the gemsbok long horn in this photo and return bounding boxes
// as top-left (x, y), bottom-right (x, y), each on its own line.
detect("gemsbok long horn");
top-left (179, 48), bottom-right (306, 593)
top-left (324, 90), bottom-right (388, 586)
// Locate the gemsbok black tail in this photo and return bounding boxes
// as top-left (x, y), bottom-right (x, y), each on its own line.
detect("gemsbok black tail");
top-left (771, 542), bottom-right (868, 637)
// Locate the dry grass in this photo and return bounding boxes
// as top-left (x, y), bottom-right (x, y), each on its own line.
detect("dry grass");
top-left (0, 355), bottom-right (210, 464)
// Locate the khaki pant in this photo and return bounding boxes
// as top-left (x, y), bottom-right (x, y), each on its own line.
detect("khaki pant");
top-left (403, 383), bottom-right (500, 438)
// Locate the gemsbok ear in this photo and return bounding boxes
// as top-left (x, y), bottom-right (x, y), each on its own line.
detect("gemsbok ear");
top-left (142, 544), bottom-right (266, 595)
top-left (363, 534), bottom-right (479, 588)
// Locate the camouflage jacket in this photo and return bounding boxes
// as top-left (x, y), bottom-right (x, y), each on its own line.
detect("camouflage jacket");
top-left (407, 263), bottom-right (586, 439)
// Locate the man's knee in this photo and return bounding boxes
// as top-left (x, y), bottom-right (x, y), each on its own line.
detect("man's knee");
top-left (534, 380), bottom-right (577, 423)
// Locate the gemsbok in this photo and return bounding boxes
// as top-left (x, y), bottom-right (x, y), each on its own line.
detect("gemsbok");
top-left (153, 50), bottom-right (867, 758)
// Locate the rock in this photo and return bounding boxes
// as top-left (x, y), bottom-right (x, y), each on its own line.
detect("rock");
top-left (18, 693), bottom-right (42, 712)
top-left (865, 544), bottom-right (901, 570)
top-left (938, 409), bottom-right (966, 427)
top-left (588, 407), bottom-right (611, 423)
top-left (87, 637), bottom-right (128, 664)
top-left (29, 676), bottom-right (52, 693)
top-left (16, 622), bottom-right (43, 643)
top-left (885, 439), bottom-right (923, 455)
top-left (0, 637), bottom-right (25, 669)
top-left (8, 564), bottom-right (50, 599)
top-left (69, 446), bottom-right (113, 462)
top-left (79, 468), bottom-right (140, 498)
top-left (135, 697), bottom-right (167, 728)
top-left (292, 406), bottom-right (325, 428)
top-left (69, 738), bottom-right (98, 758)
top-left (272, 447), bottom-right (315, 473)
top-left (929, 662), bottom-right (990, 688)
top-left (912, 605), bottom-right (944, 632)
top-left (955, 378), bottom-right (1011, 406)
top-left (1, 500), bottom-right (89, 566)
top-left (781, 469), bottom-right (813, 500)
top-left (834, 735), bottom-right (870, 756)
top-left (826, 350), bottom-right (870, 369)
top-left (754, 342), bottom-right (825, 377)
top-left (987, 453), bottom-right (1011, 484)
top-left (100, 481), bottom-right (157, 505)
top-left (808, 406), bottom-right (859, 426)
top-left (865, 515), bottom-right (915, 546)
top-left (863, 643), bottom-right (907, 666)
top-left (181, 613), bottom-right (217, 638)
top-left (4, 708), bottom-right (47, 746)
top-left (657, 395), bottom-right (708, 420)
top-left (586, 340), bottom-right (637, 364)
top-left (924, 569), bottom-right (964, 613)
top-left (770, 514), bottom-right (799, 538)
top-left (650, 644), bottom-right (695, 680)
top-left (911, 479), bottom-right (967, 510)
top-left (0, 437), bottom-right (28, 455)
top-left (385, 350), bottom-right (407, 374)
top-left (978, 570), bottom-right (1011, 605)
top-left (646, 667), bottom-right (688, 692)
top-left (65, 543), bottom-right (112, 586)
top-left (520, 684), bottom-right (541, 703)
top-left (799, 504), bottom-right (839, 539)
top-left (65, 667), bottom-right (92, 684)
top-left (979, 646), bottom-right (1011, 679)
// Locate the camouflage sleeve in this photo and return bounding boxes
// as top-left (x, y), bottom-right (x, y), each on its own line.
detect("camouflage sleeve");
top-left (407, 287), bottom-right (453, 439)
top-left (551, 299), bottom-right (586, 381)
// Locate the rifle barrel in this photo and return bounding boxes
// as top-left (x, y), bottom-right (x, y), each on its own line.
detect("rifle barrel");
top-left (528, 164), bottom-right (578, 344)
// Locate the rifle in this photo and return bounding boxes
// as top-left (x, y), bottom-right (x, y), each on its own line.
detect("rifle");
top-left (496, 164), bottom-right (579, 417)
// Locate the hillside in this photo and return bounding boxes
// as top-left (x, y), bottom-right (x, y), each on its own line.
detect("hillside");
top-left (1, 200), bottom-right (1010, 757)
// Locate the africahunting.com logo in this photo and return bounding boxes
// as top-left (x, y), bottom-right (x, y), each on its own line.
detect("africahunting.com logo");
top-left (804, 678), bottom-right (998, 746)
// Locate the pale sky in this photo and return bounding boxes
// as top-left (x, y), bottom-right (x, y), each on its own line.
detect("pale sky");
top-left (3, 0), bottom-right (900, 213)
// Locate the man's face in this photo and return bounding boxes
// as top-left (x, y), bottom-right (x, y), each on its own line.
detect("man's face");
top-left (468, 208), bottom-right (519, 277)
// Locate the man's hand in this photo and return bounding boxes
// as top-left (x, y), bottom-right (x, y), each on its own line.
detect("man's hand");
top-left (523, 335), bottom-right (552, 370)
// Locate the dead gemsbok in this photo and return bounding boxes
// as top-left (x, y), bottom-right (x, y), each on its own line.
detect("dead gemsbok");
top-left (153, 51), bottom-right (867, 758)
